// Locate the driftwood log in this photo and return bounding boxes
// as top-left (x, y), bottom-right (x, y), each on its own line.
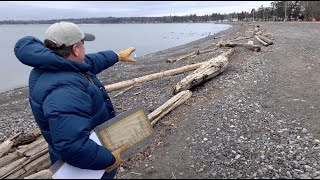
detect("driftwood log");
top-left (167, 52), bottom-right (197, 63)
top-left (0, 140), bottom-right (13, 158)
top-left (175, 49), bottom-right (234, 94)
top-left (257, 35), bottom-right (273, 45)
top-left (217, 42), bottom-right (261, 52)
top-left (105, 62), bottom-right (205, 92)
top-left (254, 35), bottom-right (269, 46)
top-left (166, 48), bottom-right (216, 63)
top-left (230, 36), bottom-right (252, 42)
top-left (148, 90), bottom-right (192, 126)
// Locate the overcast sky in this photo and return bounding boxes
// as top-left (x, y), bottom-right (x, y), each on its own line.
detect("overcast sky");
top-left (0, 1), bottom-right (273, 21)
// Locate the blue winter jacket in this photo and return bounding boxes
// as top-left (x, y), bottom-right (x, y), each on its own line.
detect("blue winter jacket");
top-left (14, 36), bottom-right (119, 170)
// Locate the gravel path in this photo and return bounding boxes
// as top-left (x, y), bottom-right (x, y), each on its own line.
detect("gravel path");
top-left (2, 22), bottom-right (320, 179)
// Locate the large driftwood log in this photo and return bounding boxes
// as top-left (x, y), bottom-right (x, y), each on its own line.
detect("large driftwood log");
top-left (105, 62), bottom-right (205, 92)
top-left (0, 140), bottom-right (13, 158)
top-left (148, 90), bottom-right (192, 126)
top-left (257, 35), bottom-right (273, 45)
top-left (254, 35), bottom-right (268, 46)
top-left (175, 49), bottom-right (234, 94)
top-left (24, 169), bottom-right (53, 179)
top-left (217, 42), bottom-right (261, 52)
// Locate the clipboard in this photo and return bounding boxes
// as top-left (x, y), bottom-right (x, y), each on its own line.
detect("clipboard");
top-left (94, 105), bottom-right (154, 156)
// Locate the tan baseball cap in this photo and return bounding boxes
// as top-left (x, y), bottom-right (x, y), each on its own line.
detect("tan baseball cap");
top-left (44, 21), bottom-right (95, 47)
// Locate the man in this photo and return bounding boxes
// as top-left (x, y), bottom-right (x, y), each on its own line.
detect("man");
top-left (14, 21), bottom-right (136, 179)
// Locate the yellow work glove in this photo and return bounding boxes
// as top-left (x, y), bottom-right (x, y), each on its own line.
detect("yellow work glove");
top-left (117, 47), bottom-right (137, 62)
top-left (105, 145), bottom-right (128, 173)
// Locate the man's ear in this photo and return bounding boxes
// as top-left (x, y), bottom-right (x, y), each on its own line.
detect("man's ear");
top-left (71, 44), bottom-right (79, 57)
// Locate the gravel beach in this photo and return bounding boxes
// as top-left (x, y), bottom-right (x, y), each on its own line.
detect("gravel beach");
top-left (2, 22), bottom-right (320, 179)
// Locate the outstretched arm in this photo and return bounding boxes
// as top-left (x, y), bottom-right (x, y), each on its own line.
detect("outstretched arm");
top-left (85, 47), bottom-right (137, 75)
top-left (84, 51), bottom-right (119, 75)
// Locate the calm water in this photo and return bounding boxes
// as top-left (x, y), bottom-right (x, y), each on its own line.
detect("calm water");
top-left (0, 23), bottom-right (231, 93)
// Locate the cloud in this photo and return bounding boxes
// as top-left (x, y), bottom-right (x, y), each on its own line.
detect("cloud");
top-left (0, 1), bottom-right (273, 20)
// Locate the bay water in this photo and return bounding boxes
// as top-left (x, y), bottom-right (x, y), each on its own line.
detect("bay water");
top-left (0, 23), bottom-right (231, 93)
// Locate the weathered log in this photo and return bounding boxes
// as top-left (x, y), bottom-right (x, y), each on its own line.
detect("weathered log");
top-left (0, 152), bottom-right (21, 168)
top-left (257, 35), bottom-right (273, 45)
top-left (167, 52), bottom-right (196, 63)
top-left (17, 137), bottom-right (46, 156)
top-left (230, 36), bottom-right (252, 42)
top-left (105, 62), bottom-right (205, 92)
top-left (213, 34), bottom-right (226, 39)
top-left (22, 153), bottom-right (50, 178)
top-left (197, 48), bottom-right (216, 55)
top-left (254, 35), bottom-right (268, 46)
top-left (24, 140), bottom-right (48, 157)
top-left (217, 41), bottom-right (261, 52)
top-left (0, 140), bottom-right (13, 158)
top-left (8, 132), bottom-right (22, 141)
top-left (175, 49), bottom-right (234, 94)
top-left (114, 85), bottom-right (136, 98)
top-left (13, 128), bottom-right (42, 147)
top-left (167, 48), bottom-right (217, 63)
top-left (148, 90), bottom-right (192, 126)
top-left (24, 169), bottom-right (53, 179)
top-left (1, 148), bottom-right (48, 178)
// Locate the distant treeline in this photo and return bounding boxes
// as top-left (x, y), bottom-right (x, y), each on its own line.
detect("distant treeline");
top-left (0, 14), bottom-right (225, 24)
top-left (1, 1), bottom-right (319, 25)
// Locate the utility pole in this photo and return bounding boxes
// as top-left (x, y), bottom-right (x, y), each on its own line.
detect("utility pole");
top-left (284, 1), bottom-right (287, 21)
top-left (253, 10), bottom-right (255, 21)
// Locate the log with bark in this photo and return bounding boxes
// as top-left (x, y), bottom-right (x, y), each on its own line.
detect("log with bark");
top-left (175, 49), bottom-right (234, 94)
top-left (105, 62), bottom-right (205, 92)
top-left (148, 90), bottom-right (192, 126)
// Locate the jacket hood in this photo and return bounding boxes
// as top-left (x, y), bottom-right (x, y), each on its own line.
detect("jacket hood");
top-left (14, 36), bottom-right (90, 73)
